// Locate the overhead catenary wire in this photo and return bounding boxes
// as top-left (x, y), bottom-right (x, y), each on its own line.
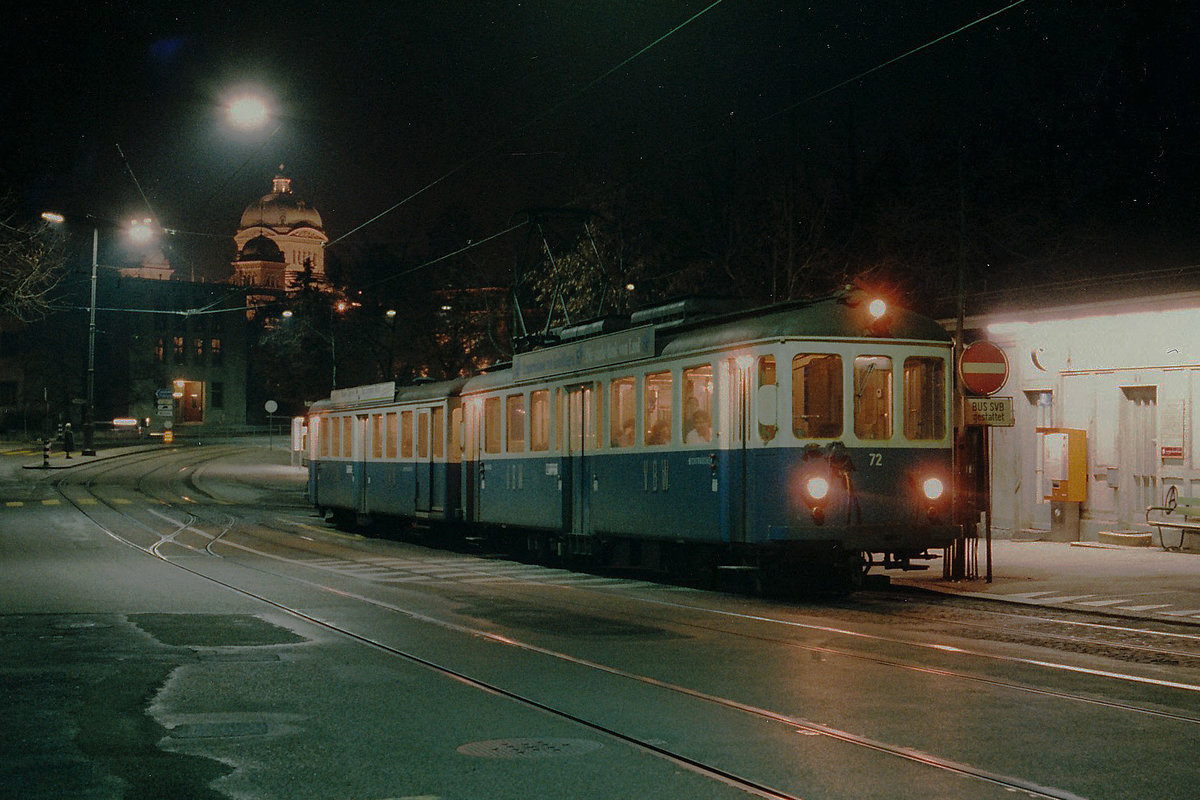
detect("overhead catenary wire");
top-left (327, 0), bottom-right (729, 248)
top-left (759, 0), bottom-right (1030, 126)
top-left (356, 219), bottom-right (532, 291)
top-left (337, 0), bottom-right (1032, 289)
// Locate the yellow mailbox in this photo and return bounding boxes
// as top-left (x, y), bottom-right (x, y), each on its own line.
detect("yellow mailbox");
top-left (1036, 427), bottom-right (1087, 503)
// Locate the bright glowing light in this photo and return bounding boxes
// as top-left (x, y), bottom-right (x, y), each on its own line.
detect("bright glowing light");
top-left (868, 298), bottom-right (887, 319)
top-left (41, 211), bottom-right (65, 224)
top-left (228, 94), bottom-right (271, 130)
top-left (806, 476), bottom-right (830, 501)
top-left (336, 301), bottom-right (348, 313)
top-left (385, 309), bottom-right (398, 319)
top-left (128, 218), bottom-right (155, 245)
top-left (923, 477), bottom-right (945, 501)
top-left (282, 310), bottom-right (294, 318)
top-left (112, 418), bottom-right (138, 427)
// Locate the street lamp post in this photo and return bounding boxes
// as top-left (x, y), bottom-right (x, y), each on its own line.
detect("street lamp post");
top-left (81, 228), bottom-right (99, 455)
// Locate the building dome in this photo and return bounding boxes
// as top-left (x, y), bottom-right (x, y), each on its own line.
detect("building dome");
top-left (238, 170), bottom-right (323, 231)
top-left (238, 234), bottom-right (285, 263)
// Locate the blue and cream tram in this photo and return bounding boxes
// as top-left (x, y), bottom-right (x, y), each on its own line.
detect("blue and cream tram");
top-left (308, 288), bottom-right (959, 591)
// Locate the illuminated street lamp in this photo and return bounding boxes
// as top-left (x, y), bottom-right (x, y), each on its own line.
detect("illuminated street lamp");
top-left (228, 95), bottom-right (270, 130)
top-left (43, 213), bottom-right (156, 456)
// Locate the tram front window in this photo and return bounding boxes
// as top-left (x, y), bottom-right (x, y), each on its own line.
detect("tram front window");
top-left (904, 356), bottom-right (946, 440)
top-left (854, 355), bottom-right (893, 440)
top-left (792, 354), bottom-right (842, 439)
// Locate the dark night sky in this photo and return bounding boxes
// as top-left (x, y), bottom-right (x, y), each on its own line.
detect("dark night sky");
top-left (3, 1), bottom-right (1198, 297)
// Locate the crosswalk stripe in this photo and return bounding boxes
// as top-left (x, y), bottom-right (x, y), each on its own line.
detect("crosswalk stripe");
top-left (1158, 608), bottom-right (1200, 617)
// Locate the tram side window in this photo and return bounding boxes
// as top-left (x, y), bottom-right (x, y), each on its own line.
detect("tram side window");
top-left (682, 364), bottom-right (713, 444)
top-left (484, 397), bottom-right (502, 454)
top-left (644, 371), bottom-right (673, 445)
top-left (320, 417), bottom-right (331, 458)
top-left (792, 354), bottom-right (843, 438)
top-left (610, 377), bottom-right (636, 448)
top-left (342, 416), bottom-right (353, 458)
top-left (903, 357), bottom-right (946, 440)
top-left (530, 390), bottom-right (550, 452)
top-left (854, 355), bottom-right (893, 440)
top-left (401, 410), bottom-right (413, 458)
top-left (506, 394), bottom-right (526, 453)
top-left (372, 414), bottom-right (384, 459)
top-left (758, 356), bottom-right (777, 442)
top-left (385, 412), bottom-right (398, 458)
top-left (432, 407), bottom-right (445, 458)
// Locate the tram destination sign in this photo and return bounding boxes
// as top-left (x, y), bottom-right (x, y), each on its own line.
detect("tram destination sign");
top-left (964, 396), bottom-right (1014, 427)
top-left (513, 326), bottom-right (655, 380)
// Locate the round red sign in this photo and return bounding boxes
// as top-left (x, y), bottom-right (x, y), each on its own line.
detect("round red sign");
top-left (959, 341), bottom-right (1009, 396)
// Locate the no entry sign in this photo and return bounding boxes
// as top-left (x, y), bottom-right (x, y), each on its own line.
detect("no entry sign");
top-left (959, 341), bottom-right (1009, 396)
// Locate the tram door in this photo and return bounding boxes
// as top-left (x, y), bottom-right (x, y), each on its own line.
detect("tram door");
top-left (353, 413), bottom-right (369, 514)
top-left (415, 408), bottom-right (433, 513)
top-left (563, 384), bottom-right (596, 534)
top-left (720, 358), bottom-right (752, 543)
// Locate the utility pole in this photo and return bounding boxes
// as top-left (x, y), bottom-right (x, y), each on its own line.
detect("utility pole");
top-left (81, 228), bottom-right (98, 456)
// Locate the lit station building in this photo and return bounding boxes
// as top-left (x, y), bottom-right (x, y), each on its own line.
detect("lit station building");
top-left (961, 272), bottom-right (1200, 551)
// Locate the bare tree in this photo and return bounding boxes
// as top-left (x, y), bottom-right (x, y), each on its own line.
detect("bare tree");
top-left (0, 199), bottom-right (66, 321)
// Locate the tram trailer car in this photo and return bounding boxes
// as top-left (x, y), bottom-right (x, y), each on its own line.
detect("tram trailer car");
top-left (307, 289), bottom-right (960, 592)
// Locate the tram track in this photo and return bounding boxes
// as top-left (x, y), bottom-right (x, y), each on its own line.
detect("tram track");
top-left (851, 591), bottom-right (1200, 665)
top-left (45, 449), bottom-right (1200, 799)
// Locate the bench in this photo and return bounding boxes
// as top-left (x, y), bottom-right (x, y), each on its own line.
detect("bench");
top-left (1145, 487), bottom-right (1200, 551)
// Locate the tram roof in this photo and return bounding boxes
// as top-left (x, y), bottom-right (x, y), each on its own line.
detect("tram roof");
top-left (658, 292), bottom-right (952, 355)
top-left (313, 291), bottom-right (951, 407)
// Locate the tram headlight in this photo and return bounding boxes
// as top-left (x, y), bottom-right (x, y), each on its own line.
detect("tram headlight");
top-left (922, 477), bottom-right (945, 501)
top-left (806, 476), bottom-right (830, 502)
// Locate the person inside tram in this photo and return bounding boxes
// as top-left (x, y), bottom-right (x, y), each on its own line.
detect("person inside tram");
top-left (685, 410), bottom-right (711, 444)
top-left (646, 418), bottom-right (670, 445)
top-left (616, 418), bottom-right (636, 447)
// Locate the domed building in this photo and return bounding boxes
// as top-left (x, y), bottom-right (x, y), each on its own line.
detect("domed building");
top-left (232, 168), bottom-right (328, 290)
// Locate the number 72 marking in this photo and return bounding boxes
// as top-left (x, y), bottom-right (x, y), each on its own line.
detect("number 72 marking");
top-left (869, 452), bottom-right (883, 467)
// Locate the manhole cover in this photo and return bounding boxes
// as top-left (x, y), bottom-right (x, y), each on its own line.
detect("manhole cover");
top-left (456, 738), bottom-right (602, 759)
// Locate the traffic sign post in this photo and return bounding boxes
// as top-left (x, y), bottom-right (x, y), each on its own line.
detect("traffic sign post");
top-left (265, 400), bottom-right (279, 450)
top-left (954, 340), bottom-right (1009, 587)
top-left (959, 340), bottom-right (1009, 396)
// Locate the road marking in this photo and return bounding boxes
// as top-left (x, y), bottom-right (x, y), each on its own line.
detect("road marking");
top-left (5, 501), bottom-right (23, 507)
top-left (1159, 608), bottom-right (1200, 617)
top-left (1073, 598), bottom-right (1130, 607)
top-left (112, 498), bottom-right (134, 505)
top-left (77, 498), bottom-right (98, 505)
top-left (41, 499), bottom-right (61, 506)
top-left (1116, 604), bottom-right (1172, 611)
top-left (1032, 595), bottom-right (1095, 604)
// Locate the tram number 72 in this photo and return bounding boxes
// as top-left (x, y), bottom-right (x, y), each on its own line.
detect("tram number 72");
top-left (868, 452), bottom-right (882, 467)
